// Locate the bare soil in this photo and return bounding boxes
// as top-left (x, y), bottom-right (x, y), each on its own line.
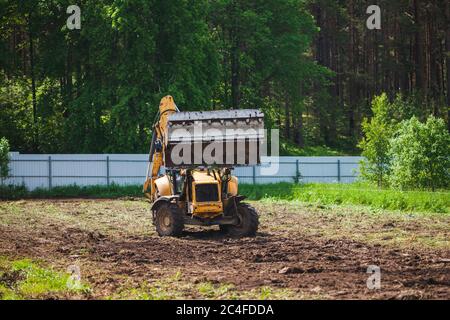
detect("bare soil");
top-left (0, 199), bottom-right (448, 299)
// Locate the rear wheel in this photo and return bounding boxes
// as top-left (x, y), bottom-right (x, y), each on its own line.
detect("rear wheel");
top-left (220, 203), bottom-right (259, 237)
top-left (154, 203), bottom-right (184, 237)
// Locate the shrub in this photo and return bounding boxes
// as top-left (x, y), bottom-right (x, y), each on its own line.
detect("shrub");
top-left (358, 94), bottom-right (395, 187)
top-left (0, 184), bottom-right (28, 199)
top-left (0, 137), bottom-right (10, 182)
top-left (389, 116), bottom-right (450, 191)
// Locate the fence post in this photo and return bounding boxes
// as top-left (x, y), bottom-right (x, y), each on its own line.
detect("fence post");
top-left (106, 156), bottom-right (110, 186)
top-left (252, 165), bottom-right (256, 185)
top-left (295, 159), bottom-right (300, 184)
top-left (337, 159), bottom-right (341, 183)
top-left (48, 156), bottom-right (52, 189)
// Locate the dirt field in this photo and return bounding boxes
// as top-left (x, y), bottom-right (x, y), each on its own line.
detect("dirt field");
top-left (0, 198), bottom-right (449, 299)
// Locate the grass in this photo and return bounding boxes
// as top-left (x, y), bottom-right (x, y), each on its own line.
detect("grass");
top-left (197, 282), bottom-right (236, 299)
top-left (253, 200), bottom-right (449, 249)
top-left (0, 257), bottom-right (90, 299)
top-left (240, 182), bottom-right (450, 214)
top-left (0, 198), bottom-right (151, 238)
top-left (1, 181), bottom-right (449, 214)
top-left (0, 184), bottom-right (142, 200)
top-left (1, 197), bottom-right (447, 251)
top-left (110, 271), bottom-right (301, 300)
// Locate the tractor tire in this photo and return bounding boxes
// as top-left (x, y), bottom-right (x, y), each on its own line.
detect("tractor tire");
top-left (154, 203), bottom-right (184, 237)
top-left (220, 203), bottom-right (259, 237)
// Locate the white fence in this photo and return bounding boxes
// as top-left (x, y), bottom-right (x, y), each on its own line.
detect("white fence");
top-left (3, 152), bottom-right (362, 190)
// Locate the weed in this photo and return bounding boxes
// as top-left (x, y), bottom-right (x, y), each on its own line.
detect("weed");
top-left (0, 257), bottom-right (90, 300)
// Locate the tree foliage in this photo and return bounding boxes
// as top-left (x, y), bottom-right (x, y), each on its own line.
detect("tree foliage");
top-left (0, 137), bottom-right (10, 180)
top-left (359, 93), bottom-right (450, 190)
top-left (0, 0), bottom-right (220, 153)
top-left (358, 94), bottom-right (394, 187)
top-left (0, 0), bottom-right (448, 155)
top-left (389, 117), bottom-right (450, 191)
top-left (309, 0), bottom-right (449, 148)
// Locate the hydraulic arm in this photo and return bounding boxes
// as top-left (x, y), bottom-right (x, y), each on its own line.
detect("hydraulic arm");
top-left (143, 95), bottom-right (178, 201)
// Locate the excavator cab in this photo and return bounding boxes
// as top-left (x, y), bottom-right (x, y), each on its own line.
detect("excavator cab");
top-left (144, 96), bottom-right (264, 237)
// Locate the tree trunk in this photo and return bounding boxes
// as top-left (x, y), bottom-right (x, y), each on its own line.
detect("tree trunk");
top-left (28, 23), bottom-right (38, 152)
top-left (230, 0), bottom-right (240, 109)
top-left (284, 99), bottom-right (290, 139)
top-left (294, 109), bottom-right (304, 147)
top-left (230, 42), bottom-right (240, 109)
top-left (446, 0), bottom-right (450, 130)
top-left (414, 0), bottom-right (425, 92)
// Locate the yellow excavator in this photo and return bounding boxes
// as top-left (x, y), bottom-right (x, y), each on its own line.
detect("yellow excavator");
top-left (143, 95), bottom-right (264, 237)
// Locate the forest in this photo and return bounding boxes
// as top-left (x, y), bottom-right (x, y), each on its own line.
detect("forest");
top-left (0, 0), bottom-right (449, 155)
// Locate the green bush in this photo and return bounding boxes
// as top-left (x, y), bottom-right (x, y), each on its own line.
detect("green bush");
top-left (358, 94), bottom-right (395, 187)
top-left (359, 94), bottom-right (449, 191)
top-left (389, 116), bottom-right (450, 191)
top-left (0, 137), bottom-right (10, 181)
top-left (0, 184), bottom-right (28, 199)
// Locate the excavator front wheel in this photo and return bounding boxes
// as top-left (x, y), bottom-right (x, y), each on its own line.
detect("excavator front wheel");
top-left (154, 203), bottom-right (184, 237)
top-left (220, 203), bottom-right (259, 237)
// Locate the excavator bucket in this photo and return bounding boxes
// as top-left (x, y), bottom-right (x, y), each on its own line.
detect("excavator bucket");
top-left (165, 109), bottom-right (264, 168)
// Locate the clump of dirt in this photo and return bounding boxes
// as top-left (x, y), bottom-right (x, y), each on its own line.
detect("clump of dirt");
top-left (0, 269), bottom-right (25, 289)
